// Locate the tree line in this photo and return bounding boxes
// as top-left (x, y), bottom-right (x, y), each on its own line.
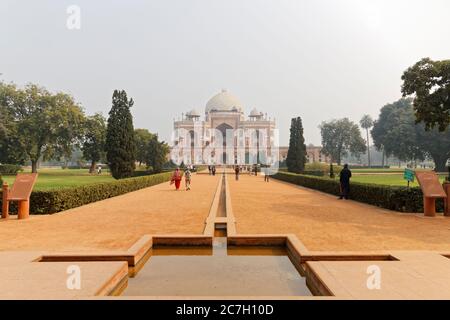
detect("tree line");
top-left (0, 83), bottom-right (169, 179)
top-left (371, 98), bottom-right (450, 172)
top-left (319, 58), bottom-right (450, 171)
top-left (287, 57), bottom-right (450, 173)
top-left (371, 58), bottom-right (450, 172)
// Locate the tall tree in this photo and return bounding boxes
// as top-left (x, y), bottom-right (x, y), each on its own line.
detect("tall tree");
top-left (51, 92), bottom-right (86, 167)
top-left (106, 90), bottom-right (136, 179)
top-left (360, 115), bottom-right (374, 167)
top-left (371, 98), bottom-right (423, 163)
top-left (134, 128), bottom-right (154, 167)
top-left (416, 126), bottom-right (450, 172)
top-left (0, 83), bottom-right (27, 165)
top-left (372, 98), bottom-right (450, 171)
top-left (320, 118), bottom-right (366, 165)
top-left (0, 83), bottom-right (17, 133)
top-left (82, 113), bottom-right (106, 173)
top-left (286, 117), bottom-right (307, 173)
top-left (146, 134), bottom-right (169, 173)
top-left (402, 57), bottom-right (450, 131)
top-left (0, 134), bottom-right (28, 165)
top-left (0, 83), bottom-right (85, 172)
top-left (0, 107), bottom-right (6, 140)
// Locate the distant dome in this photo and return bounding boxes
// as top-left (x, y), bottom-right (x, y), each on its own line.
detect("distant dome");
top-left (205, 90), bottom-right (243, 113)
top-left (249, 108), bottom-right (262, 117)
top-left (187, 108), bottom-right (200, 117)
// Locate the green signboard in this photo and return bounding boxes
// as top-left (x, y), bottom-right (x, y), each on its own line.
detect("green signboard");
top-left (404, 168), bottom-right (415, 183)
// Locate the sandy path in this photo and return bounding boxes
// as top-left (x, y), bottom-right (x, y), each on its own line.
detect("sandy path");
top-left (0, 174), bottom-right (219, 252)
top-left (229, 175), bottom-right (450, 252)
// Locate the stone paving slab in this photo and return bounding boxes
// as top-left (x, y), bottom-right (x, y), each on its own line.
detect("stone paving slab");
top-left (0, 252), bottom-right (128, 299)
top-left (306, 251), bottom-right (450, 299)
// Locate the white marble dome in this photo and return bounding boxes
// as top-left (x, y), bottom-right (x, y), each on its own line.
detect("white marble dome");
top-left (249, 108), bottom-right (262, 117)
top-left (187, 108), bottom-right (200, 117)
top-left (205, 89), bottom-right (243, 113)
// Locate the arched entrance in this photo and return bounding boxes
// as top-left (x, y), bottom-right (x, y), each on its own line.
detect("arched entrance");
top-left (216, 123), bottom-right (234, 164)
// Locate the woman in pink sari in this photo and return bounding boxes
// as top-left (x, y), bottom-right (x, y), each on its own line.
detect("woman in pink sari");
top-left (170, 168), bottom-right (182, 190)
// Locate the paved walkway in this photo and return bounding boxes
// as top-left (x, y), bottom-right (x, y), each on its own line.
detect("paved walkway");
top-left (229, 174), bottom-right (450, 252)
top-left (0, 174), bottom-right (219, 252)
top-left (2, 170), bottom-right (450, 253)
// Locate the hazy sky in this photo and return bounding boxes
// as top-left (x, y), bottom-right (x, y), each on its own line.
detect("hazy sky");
top-left (2, 0), bottom-right (450, 145)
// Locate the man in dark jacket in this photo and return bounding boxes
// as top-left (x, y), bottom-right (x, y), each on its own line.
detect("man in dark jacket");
top-left (235, 166), bottom-right (240, 181)
top-left (339, 164), bottom-right (352, 200)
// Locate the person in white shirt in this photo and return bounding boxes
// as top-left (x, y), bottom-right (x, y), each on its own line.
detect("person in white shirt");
top-left (185, 169), bottom-right (192, 191)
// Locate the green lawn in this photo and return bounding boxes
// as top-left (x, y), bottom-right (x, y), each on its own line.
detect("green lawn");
top-left (1, 168), bottom-right (114, 191)
top-left (351, 174), bottom-right (446, 187)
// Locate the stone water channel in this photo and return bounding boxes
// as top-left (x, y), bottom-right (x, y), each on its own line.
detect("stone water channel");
top-left (123, 172), bottom-right (312, 296)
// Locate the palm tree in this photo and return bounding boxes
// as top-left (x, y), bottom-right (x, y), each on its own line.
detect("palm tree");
top-left (360, 115), bottom-right (374, 168)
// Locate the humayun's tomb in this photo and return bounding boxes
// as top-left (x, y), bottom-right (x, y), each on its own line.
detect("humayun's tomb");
top-left (170, 89), bottom-right (328, 165)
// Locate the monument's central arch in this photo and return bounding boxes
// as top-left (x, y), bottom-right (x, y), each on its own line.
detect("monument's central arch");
top-left (216, 123), bottom-right (234, 164)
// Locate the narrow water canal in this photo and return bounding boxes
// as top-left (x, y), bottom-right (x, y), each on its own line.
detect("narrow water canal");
top-left (123, 237), bottom-right (311, 296)
top-left (122, 172), bottom-right (312, 297)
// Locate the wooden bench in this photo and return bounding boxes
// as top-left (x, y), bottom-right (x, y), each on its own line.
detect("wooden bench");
top-left (2, 173), bottom-right (38, 220)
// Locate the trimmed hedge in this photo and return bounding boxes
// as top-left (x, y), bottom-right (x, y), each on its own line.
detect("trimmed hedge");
top-left (349, 166), bottom-right (390, 169)
top-left (132, 169), bottom-right (173, 177)
top-left (0, 172), bottom-right (172, 215)
top-left (0, 164), bottom-right (22, 175)
top-left (302, 170), bottom-right (325, 177)
top-left (273, 171), bottom-right (444, 213)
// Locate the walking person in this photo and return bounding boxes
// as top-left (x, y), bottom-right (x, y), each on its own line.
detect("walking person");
top-left (235, 166), bottom-right (240, 181)
top-left (339, 164), bottom-right (352, 200)
top-left (212, 166), bottom-right (216, 176)
top-left (97, 165), bottom-right (102, 175)
top-left (264, 167), bottom-right (270, 182)
top-left (170, 168), bottom-right (183, 191)
top-left (184, 168), bottom-right (192, 191)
